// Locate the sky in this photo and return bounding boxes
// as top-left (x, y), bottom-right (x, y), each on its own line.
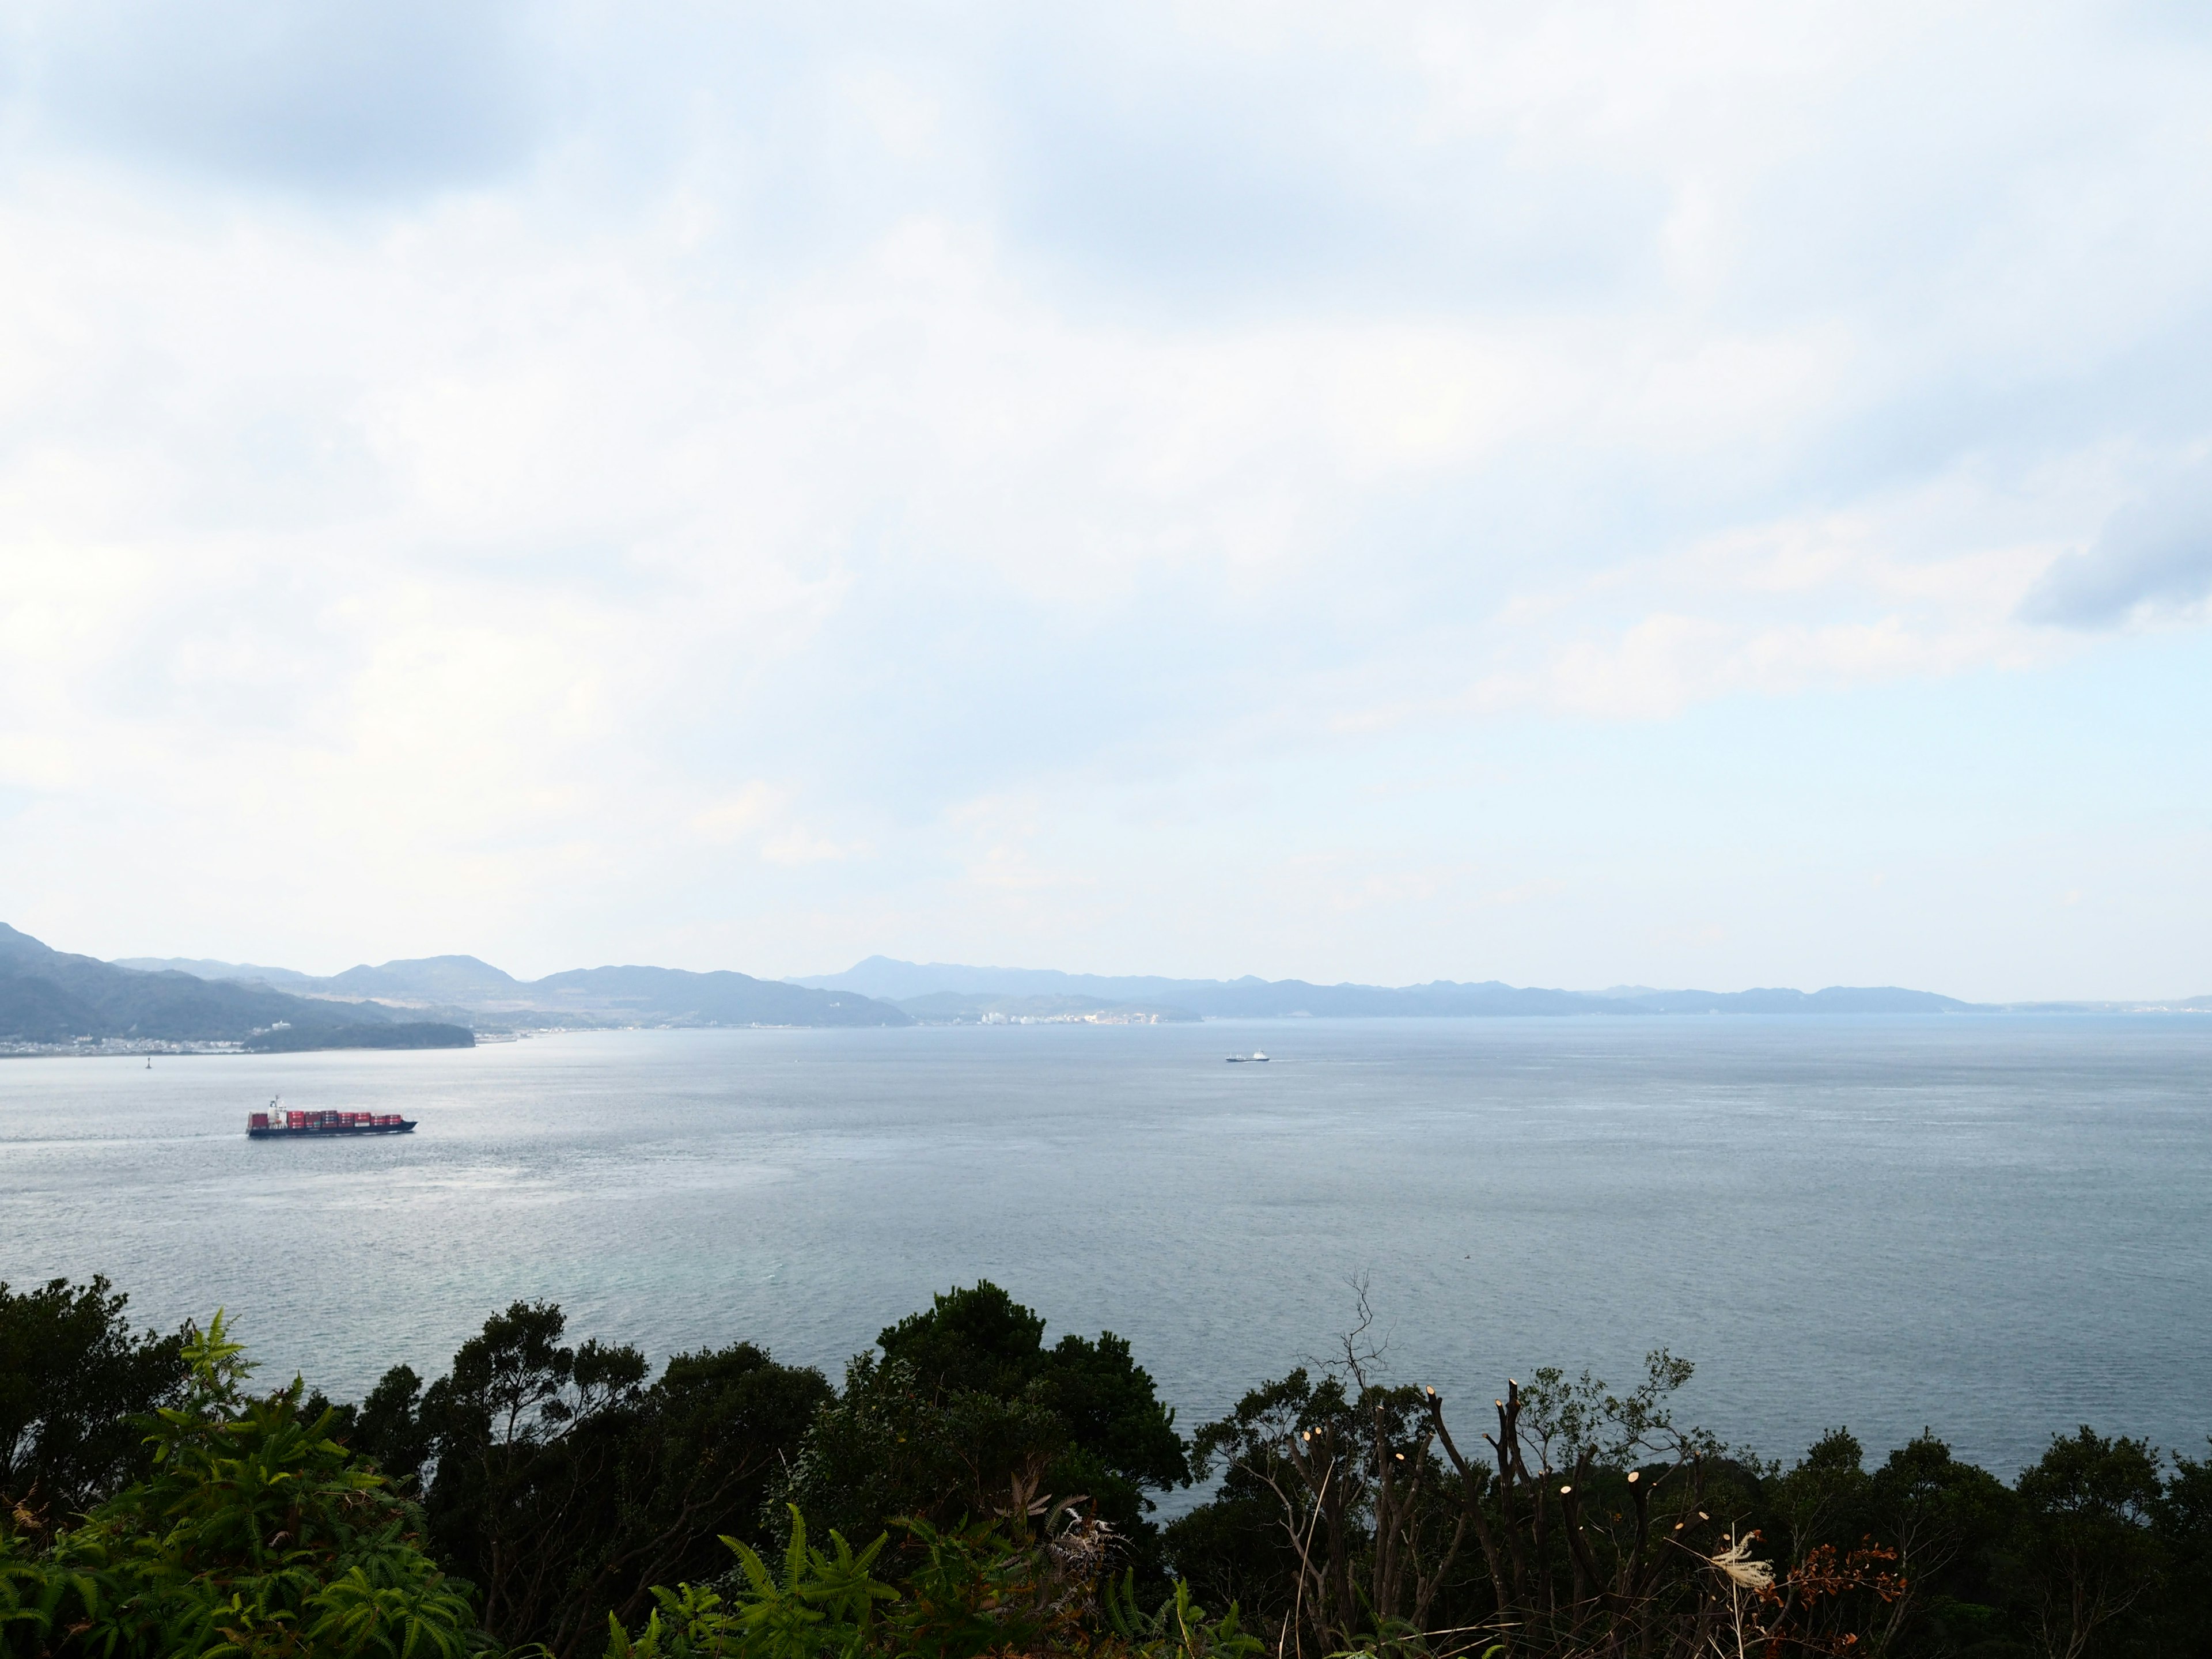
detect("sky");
top-left (1, 2), bottom-right (2209, 999)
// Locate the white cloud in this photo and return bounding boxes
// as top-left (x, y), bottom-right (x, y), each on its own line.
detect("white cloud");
top-left (2021, 454), bottom-right (2212, 627)
top-left (760, 828), bottom-right (870, 868)
top-left (0, 1), bottom-right (2208, 994)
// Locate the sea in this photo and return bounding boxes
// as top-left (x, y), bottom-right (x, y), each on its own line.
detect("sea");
top-left (2, 1016), bottom-right (2208, 1488)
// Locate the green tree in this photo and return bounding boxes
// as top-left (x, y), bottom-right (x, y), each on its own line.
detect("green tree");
top-left (774, 1352), bottom-right (1065, 1552)
top-left (1862, 1431), bottom-right (2013, 1656)
top-left (1169, 1340), bottom-right (1765, 1659)
top-left (354, 1364), bottom-right (434, 1485)
top-left (1, 1310), bottom-right (478, 1658)
top-left (575, 1343), bottom-right (835, 1639)
top-left (1165, 1366), bottom-right (1359, 1637)
top-left (367, 1301), bottom-right (830, 1658)
top-left (0, 1276), bottom-right (187, 1518)
top-left (1771, 1427), bottom-right (1873, 1565)
top-left (779, 1283), bottom-right (1187, 1582)
top-left (387, 1300), bottom-right (652, 1647)
top-left (877, 1285), bottom-right (1188, 1503)
top-left (2152, 1439), bottom-right (2212, 1656)
top-left (2007, 1427), bottom-right (2164, 1659)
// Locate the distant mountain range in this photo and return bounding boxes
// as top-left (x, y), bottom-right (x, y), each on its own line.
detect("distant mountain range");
top-left (107, 946), bottom-right (911, 1031)
top-left (791, 956), bottom-right (1990, 1018)
top-left (1, 925), bottom-right (910, 1048)
top-left (13, 927), bottom-right (2203, 1052)
top-left (1, 923), bottom-right (411, 1045)
top-left (891, 992), bottom-right (1203, 1025)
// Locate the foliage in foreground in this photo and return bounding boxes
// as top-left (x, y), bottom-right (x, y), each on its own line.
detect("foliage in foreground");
top-left (601, 1506), bottom-right (1259, 1659)
top-left (4, 1275), bottom-right (2212, 1659)
top-left (342, 1300), bottom-right (834, 1656)
top-left (1, 1311), bottom-right (479, 1658)
top-left (0, 1275), bottom-right (185, 1517)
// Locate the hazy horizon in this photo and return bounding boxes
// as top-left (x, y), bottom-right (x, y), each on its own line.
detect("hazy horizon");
top-left (4, 5), bottom-right (2210, 1001)
top-left (81, 934), bottom-right (2211, 1007)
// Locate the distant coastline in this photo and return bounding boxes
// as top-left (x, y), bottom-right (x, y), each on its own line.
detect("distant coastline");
top-left (10, 921), bottom-right (2208, 1055)
top-left (794, 955), bottom-right (2212, 1021)
top-left (241, 1021), bottom-right (474, 1054)
top-left (1, 921), bottom-right (912, 1054)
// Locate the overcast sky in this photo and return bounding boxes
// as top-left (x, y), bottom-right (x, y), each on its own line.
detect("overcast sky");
top-left (2, 2), bottom-right (2209, 998)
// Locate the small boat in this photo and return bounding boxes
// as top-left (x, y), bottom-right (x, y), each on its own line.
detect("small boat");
top-left (1225, 1050), bottom-right (1270, 1063)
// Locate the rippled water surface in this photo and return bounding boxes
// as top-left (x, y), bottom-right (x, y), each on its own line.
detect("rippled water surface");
top-left (2, 1017), bottom-right (2207, 1478)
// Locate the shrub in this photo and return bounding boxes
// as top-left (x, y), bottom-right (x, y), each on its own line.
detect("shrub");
top-left (1, 1311), bottom-right (480, 1659)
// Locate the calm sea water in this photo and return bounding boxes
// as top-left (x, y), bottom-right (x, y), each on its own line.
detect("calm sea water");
top-left (2, 1017), bottom-right (2207, 1485)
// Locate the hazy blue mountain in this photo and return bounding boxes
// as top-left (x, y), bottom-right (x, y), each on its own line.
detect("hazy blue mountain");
top-left (800, 957), bottom-right (1640, 1016)
top-left (525, 965), bottom-right (910, 1027)
top-left (1618, 986), bottom-right (1973, 1014)
top-left (118, 946), bottom-right (909, 1028)
top-left (115, 953), bottom-right (524, 1003)
top-left (797, 957), bottom-right (1980, 1018)
top-left (316, 955), bottom-right (523, 1002)
top-left (111, 956), bottom-right (319, 988)
top-left (94, 942), bottom-right (2075, 1030)
top-left (2, 923), bottom-right (396, 1043)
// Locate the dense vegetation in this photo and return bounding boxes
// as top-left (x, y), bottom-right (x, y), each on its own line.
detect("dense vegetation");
top-left (3, 1275), bottom-right (2206, 1659)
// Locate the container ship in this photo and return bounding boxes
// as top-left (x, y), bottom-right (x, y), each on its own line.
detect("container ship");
top-left (248, 1097), bottom-right (415, 1138)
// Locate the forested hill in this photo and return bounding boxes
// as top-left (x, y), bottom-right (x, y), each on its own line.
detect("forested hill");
top-left (521, 964), bottom-right (911, 1027)
top-left (92, 938), bottom-right (2016, 1031)
top-left (110, 945), bottom-right (914, 1028)
top-left (794, 956), bottom-right (1975, 1017)
top-left (0, 923), bottom-right (399, 1043)
top-left (16, 925), bottom-right (909, 1041)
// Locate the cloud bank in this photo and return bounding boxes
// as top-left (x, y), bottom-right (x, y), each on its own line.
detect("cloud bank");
top-left (1, 1), bottom-right (2209, 999)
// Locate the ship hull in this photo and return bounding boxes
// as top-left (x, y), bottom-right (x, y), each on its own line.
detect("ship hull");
top-left (249, 1122), bottom-right (416, 1138)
